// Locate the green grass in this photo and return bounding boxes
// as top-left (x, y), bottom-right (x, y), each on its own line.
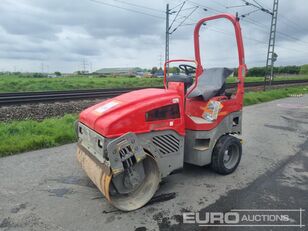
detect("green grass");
top-left (227, 75), bottom-right (308, 83)
top-left (244, 85), bottom-right (308, 106)
top-left (0, 85), bottom-right (307, 157)
top-left (0, 74), bottom-right (308, 93)
top-left (0, 114), bottom-right (77, 157)
top-left (0, 75), bottom-right (163, 93)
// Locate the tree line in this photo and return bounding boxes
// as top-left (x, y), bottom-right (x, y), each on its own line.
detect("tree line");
top-left (151, 64), bottom-right (308, 77)
top-left (234, 65), bottom-right (308, 77)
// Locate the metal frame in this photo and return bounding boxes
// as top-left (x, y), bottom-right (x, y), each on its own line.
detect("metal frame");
top-left (264, 0), bottom-right (279, 89)
top-left (164, 13), bottom-right (247, 106)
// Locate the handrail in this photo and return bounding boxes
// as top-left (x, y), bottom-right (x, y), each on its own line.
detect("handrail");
top-left (194, 14), bottom-right (245, 70)
top-left (193, 13), bottom-right (247, 103)
top-left (163, 13), bottom-right (247, 103)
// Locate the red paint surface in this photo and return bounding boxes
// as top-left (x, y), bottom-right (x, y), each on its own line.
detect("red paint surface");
top-left (79, 88), bottom-right (185, 138)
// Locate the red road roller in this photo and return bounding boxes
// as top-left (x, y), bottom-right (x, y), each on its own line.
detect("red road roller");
top-left (76, 14), bottom-right (247, 211)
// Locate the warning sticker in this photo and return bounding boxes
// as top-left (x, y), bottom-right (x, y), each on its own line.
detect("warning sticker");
top-left (94, 101), bottom-right (120, 114)
top-left (202, 100), bottom-right (223, 122)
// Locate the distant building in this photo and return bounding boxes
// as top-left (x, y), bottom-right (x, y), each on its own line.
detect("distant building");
top-left (73, 70), bottom-right (89, 75)
top-left (135, 71), bottom-right (145, 77)
top-left (154, 70), bottom-right (164, 78)
top-left (47, 74), bottom-right (58, 78)
top-left (142, 72), bottom-right (152, 78)
top-left (94, 67), bottom-right (141, 76)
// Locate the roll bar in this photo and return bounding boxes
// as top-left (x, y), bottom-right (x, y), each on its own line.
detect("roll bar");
top-left (164, 13), bottom-right (246, 99)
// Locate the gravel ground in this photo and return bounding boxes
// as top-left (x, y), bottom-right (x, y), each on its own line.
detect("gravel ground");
top-left (0, 99), bottom-right (104, 122)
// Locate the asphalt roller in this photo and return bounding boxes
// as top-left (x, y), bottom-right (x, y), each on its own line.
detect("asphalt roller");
top-left (77, 132), bottom-right (160, 211)
top-left (76, 13), bottom-right (246, 211)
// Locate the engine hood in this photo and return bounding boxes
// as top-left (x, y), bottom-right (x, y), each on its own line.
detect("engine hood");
top-left (79, 88), bottom-right (184, 138)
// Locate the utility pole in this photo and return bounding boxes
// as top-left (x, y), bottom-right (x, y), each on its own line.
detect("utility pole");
top-left (165, 3), bottom-right (170, 74)
top-left (41, 62), bottom-right (44, 73)
top-left (89, 62), bottom-right (93, 73)
top-left (164, 1), bottom-right (196, 74)
top-left (82, 59), bottom-right (87, 73)
top-left (159, 54), bottom-right (163, 69)
top-left (237, 1), bottom-right (279, 90)
top-left (264, 0), bottom-right (279, 90)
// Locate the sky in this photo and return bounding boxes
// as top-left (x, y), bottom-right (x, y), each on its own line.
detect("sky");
top-left (0, 0), bottom-right (307, 73)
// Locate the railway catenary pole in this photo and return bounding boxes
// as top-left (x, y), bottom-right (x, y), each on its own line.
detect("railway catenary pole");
top-left (165, 3), bottom-right (170, 76)
top-left (264, 0), bottom-right (279, 90)
top-left (236, 0), bottom-right (279, 91)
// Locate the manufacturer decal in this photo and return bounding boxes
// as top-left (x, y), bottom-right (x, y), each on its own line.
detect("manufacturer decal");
top-left (93, 100), bottom-right (121, 114)
top-left (172, 98), bottom-right (180, 103)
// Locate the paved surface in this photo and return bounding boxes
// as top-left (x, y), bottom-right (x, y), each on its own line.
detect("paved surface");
top-left (0, 96), bottom-right (307, 231)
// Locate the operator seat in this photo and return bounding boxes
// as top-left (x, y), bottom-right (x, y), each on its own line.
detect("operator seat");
top-left (187, 67), bottom-right (234, 100)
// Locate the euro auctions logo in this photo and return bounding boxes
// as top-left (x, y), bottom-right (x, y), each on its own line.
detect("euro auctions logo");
top-left (183, 211), bottom-right (240, 224)
top-left (183, 209), bottom-right (305, 228)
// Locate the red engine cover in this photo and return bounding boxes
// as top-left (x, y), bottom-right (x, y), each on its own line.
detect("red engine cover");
top-left (79, 88), bottom-right (185, 138)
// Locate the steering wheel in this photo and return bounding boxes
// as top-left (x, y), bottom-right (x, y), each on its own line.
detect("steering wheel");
top-left (179, 64), bottom-right (196, 75)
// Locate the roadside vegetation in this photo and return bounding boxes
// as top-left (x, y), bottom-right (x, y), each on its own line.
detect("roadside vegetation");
top-left (227, 75), bottom-right (308, 84)
top-left (0, 75), bottom-right (163, 93)
top-left (244, 85), bottom-right (308, 106)
top-left (0, 74), bottom-right (308, 93)
top-left (0, 85), bottom-right (307, 157)
top-left (0, 114), bottom-right (77, 157)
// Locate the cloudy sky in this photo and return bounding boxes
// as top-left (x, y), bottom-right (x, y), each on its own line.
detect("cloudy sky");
top-left (0, 0), bottom-right (307, 73)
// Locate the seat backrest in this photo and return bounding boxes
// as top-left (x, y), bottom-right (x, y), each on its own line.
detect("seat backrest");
top-left (187, 67), bottom-right (234, 100)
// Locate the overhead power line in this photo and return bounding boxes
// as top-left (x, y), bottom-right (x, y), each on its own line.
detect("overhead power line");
top-left (169, 1), bottom-right (186, 31)
top-left (186, 0), bottom-right (221, 13)
top-left (252, 0), bottom-right (265, 9)
top-left (211, 0), bottom-right (228, 9)
top-left (89, 0), bottom-right (164, 19)
top-left (226, 4), bottom-right (248, 9)
top-left (170, 6), bottom-right (198, 34)
top-left (165, 1), bottom-right (200, 69)
top-left (179, 1), bottom-right (308, 49)
top-left (241, 8), bottom-right (261, 18)
top-left (241, 0), bottom-right (272, 15)
top-left (110, 0), bottom-right (164, 13)
top-left (242, 17), bottom-right (308, 46)
top-left (181, 6), bottom-right (199, 12)
top-left (170, 1), bottom-right (186, 11)
top-left (90, 0), bottom-right (308, 71)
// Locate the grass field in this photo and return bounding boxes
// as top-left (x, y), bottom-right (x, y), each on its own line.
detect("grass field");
top-left (227, 75), bottom-right (308, 84)
top-left (244, 85), bottom-right (308, 105)
top-left (0, 74), bottom-right (308, 93)
top-left (0, 114), bottom-right (77, 157)
top-left (0, 75), bottom-right (163, 93)
top-left (0, 85), bottom-right (307, 157)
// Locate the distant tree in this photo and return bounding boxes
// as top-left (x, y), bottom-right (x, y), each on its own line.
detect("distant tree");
top-left (54, 71), bottom-right (61, 76)
top-left (244, 65), bottom-right (300, 77)
top-left (32, 73), bottom-right (45, 78)
top-left (151, 67), bottom-right (158, 74)
top-left (169, 66), bottom-right (180, 74)
top-left (247, 67), bottom-right (267, 77)
top-left (300, 64), bottom-right (308, 75)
